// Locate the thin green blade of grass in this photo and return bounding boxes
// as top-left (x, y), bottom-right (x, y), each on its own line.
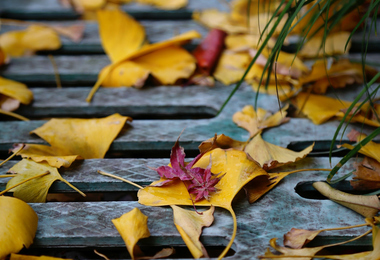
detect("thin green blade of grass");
top-left (328, 126), bottom-right (380, 182)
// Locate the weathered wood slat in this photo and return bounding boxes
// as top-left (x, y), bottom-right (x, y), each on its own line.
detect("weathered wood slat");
top-left (0, 21), bottom-right (209, 54)
top-left (24, 163), bottom-right (369, 259)
top-left (0, 0), bottom-right (230, 20)
top-left (2, 55), bottom-right (380, 86)
top-left (0, 157), bottom-right (357, 192)
top-left (0, 116), bottom-right (378, 157)
top-left (1, 20), bottom-right (379, 55)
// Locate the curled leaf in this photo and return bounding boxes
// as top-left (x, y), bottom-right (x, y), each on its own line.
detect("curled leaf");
top-left (313, 181), bottom-right (380, 218)
top-left (351, 157), bottom-right (380, 190)
top-left (0, 76), bottom-right (33, 106)
top-left (112, 208), bottom-right (150, 260)
top-left (171, 205), bottom-right (214, 258)
top-left (0, 196), bottom-right (38, 258)
top-left (198, 134), bottom-right (247, 154)
top-left (244, 134), bottom-right (314, 170)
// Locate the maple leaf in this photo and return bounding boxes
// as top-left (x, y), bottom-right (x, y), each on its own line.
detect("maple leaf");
top-left (153, 138), bottom-right (222, 202)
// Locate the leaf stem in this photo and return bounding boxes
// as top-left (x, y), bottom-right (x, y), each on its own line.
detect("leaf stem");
top-left (98, 170), bottom-right (144, 190)
top-left (60, 179), bottom-right (86, 197)
top-left (0, 144), bottom-right (24, 167)
top-left (0, 174), bottom-right (17, 178)
top-left (0, 171), bottom-right (50, 196)
top-left (218, 207), bottom-right (237, 260)
top-left (48, 54), bottom-right (62, 88)
top-left (0, 109), bottom-right (29, 121)
top-left (281, 168), bottom-right (331, 174)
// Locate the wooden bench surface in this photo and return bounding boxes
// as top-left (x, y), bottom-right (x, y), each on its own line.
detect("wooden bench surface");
top-left (1, 1), bottom-right (378, 259)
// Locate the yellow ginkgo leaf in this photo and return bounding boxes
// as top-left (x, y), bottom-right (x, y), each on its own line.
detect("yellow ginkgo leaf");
top-left (0, 196), bottom-right (38, 259)
top-left (250, 81), bottom-right (300, 102)
top-left (294, 92), bottom-right (351, 125)
top-left (213, 51), bottom-right (250, 85)
top-left (11, 254), bottom-right (72, 260)
top-left (136, 0), bottom-right (188, 10)
top-left (100, 61), bottom-right (150, 87)
top-left (0, 76), bottom-right (33, 105)
top-left (31, 114), bottom-right (132, 159)
top-left (0, 25), bottom-right (61, 57)
top-left (340, 130), bottom-right (380, 163)
top-left (244, 134), bottom-right (314, 170)
top-left (138, 148), bottom-right (268, 259)
top-left (11, 143), bottom-right (81, 168)
top-left (299, 32), bottom-right (351, 58)
top-left (232, 104), bottom-right (290, 138)
top-left (171, 205), bottom-right (214, 259)
top-left (97, 9), bottom-right (145, 63)
top-left (72, 0), bottom-right (106, 11)
top-left (6, 159), bottom-right (85, 202)
top-left (132, 46), bottom-right (196, 85)
top-left (112, 208), bottom-right (150, 260)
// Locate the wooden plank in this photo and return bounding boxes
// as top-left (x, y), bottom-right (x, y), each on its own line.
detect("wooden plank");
top-left (24, 161), bottom-right (369, 258)
top-left (10, 84), bottom-right (280, 119)
top-left (0, 157), bottom-right (359, 193)
top-left (2, 55), bottom-right (380, 86)
top-left (0, 21), bottom-right (209, 54)
top-left (0, 0), bottom-right (230, 20)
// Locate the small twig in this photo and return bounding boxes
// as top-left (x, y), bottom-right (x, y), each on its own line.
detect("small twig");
top-left (98, 170), bottom-right (144, 189)
top-left (48, 55), bottom-right (62, 88)
top-left (0, 171), bottom-right (50, 196)
top-left (0, 144), bottom-right (24, 167)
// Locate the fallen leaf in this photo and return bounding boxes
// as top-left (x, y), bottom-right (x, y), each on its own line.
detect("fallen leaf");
top-left (137, 248), bottom-right (175, 259)
top-left (0, 96), bottom-right (20, 112)
top-left (0, 47), bottom-right (7, 65)
top-left (153, 138), bottom-right (223, 202)
top-left (11, 143), bottom-right (81, 168)
top-left (232, 104), bottom-right (290, 138)
top-left (225, 34), bottom-right (276, 51)
top-left (299, 32), bottom-right (351, 58)
top-left (295, 93), bottom-right (380, 126)
top-left (213, 51), bottom-right (250, 85)
top-left (250, 81), bottom-right (300, 101)
top-left (351, 157), bottom-right (380, 190)
top-left (0, 25), bottom-right (61, 57)
top-left (313, 181), bottom-right (380, 217)
top-left (97, 9), bottom-right (146, 63)
top-left (171, 205), bottom-right (214, 258)
top-left (136, 0), bottom-right (188, 10)
top-left (6, 159), bottom-right (85, 202)
top-left (192, 28), bottom-right (226, 76)
top-left (139, 148), bottom-right (268, 259)
top-left (30, 114), bottom-right (131, 159)
top-left (299, 59), bottom-right (378, 94)
top-left (0, 76), bottom-right (33, 106)
top-left (112, 208), bottom-right (150, 260)
top-left (51, 24), bottom-right (85, 43)
top-left (198, 134), bottom-right (247, 154)
top-left (244, 134), bottom-right (314, 170)
top-left (0, 196), bottom-right (38, 258)
top-left (10, 254), bottom-right (72, 260)
top-left (284, 228), bottom-right (325, 249)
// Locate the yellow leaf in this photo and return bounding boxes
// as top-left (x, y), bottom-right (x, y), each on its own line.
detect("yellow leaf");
top-left (132, 46), bottom-right (196, 85)
top-left (100, 61), bottom-right (150, 87)
top-left (0, 196), bottom-right (38, 258)
top-left (112, 208), bottom-right (150, 260)
top-left (136, 0), bottom-right (188, 10)
top-left (340, 131), bottom-right (380, 163)
top-left (73, 0), bottom-right (106, 11)
top-left (11, 143), bottom-right (81, 168)
top-left (250, 81), bottom-right (300, 102)
top-left (138, 148), bottom-right (268, 259)
top-left (6, 159), bottom-right (85, 202)
top-left (97, 9), bottom-right (145, 63)
top-left (313, 182), bottom-right (380, 218)
top-left (11, 254), bottom-right (72, 260)
top-left (0, 25), bottom-right (61, 57)
top-left (198, 134), bottom-right (247, 153)
top-left (31, 114), bottom-right (132, 159)
top-left (225, 34), bottom-right (276, 51)
top-left (0, 76), bottom-right (33, 105)
top-left (171, 205), bottom-right (214, 259)
top-left (244, 134), bottom-right (314, 170)
top-left (283, 228), bottom-right (328, 249)
top-left (299, 32), bottom-right (351, 58)
top-left (232, 104), bottom-right (290, 138)
top-left (213, 51), bottom-right (250, 85)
